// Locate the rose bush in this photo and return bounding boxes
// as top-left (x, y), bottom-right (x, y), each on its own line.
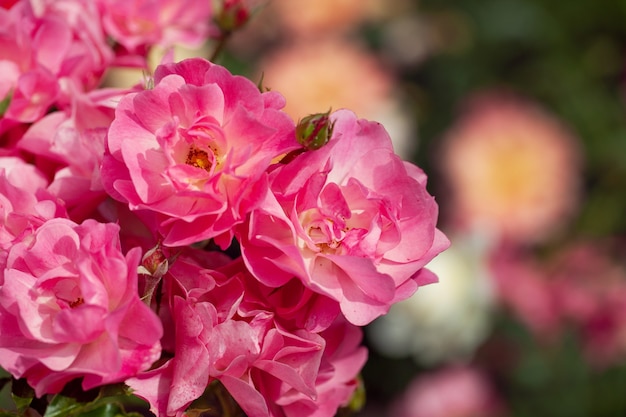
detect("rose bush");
top-left (0, 2), bottom-right (449, 414)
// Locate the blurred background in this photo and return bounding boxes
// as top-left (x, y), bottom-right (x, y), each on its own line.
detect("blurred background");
top-left (213, 0), bottom-right (626, 416)
top-left (65, 0), bottom-right (626, 415)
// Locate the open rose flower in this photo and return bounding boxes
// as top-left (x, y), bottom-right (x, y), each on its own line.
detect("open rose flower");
top-left (97, 0), bottom-right (214, 61)
top-left (0, 218), bottom-right (163, 396)
top-left (17, 87), bottom-right (133, 222)
top-left (238, 109), bottom-right (449, 325)
top-left (0, 156), bottom-right (67, 272)
top-left (279, 316), bottom-right (368, 417)
top-left (102, 57), bottom-right (298, 248)
top-left (128, 255), bottom-right (326, 417)
top-left (0, 0), bottom-right (114, 128)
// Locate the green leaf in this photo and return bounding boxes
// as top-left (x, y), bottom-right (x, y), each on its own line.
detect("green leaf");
top-left (43, 395), bottom-right (83, 417)
top-left (77, 402), bottom-right (142, 417)
top-left (10, 378), bottom-right (34, 415)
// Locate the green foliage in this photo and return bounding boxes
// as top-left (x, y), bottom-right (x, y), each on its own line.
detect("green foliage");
top-left (0, 376), bottom-right (148, 417)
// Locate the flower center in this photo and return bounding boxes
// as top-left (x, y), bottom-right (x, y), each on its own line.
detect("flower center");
top-left (306, 225), bottom-right (341, 253)
top-left (69, 297), bottom-right (85, 308)
top-left (186, 146), bottom-right (212, 171)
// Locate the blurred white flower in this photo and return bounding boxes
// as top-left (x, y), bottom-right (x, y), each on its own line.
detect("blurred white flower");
top-left (367, 233), bottom-right (495, 365)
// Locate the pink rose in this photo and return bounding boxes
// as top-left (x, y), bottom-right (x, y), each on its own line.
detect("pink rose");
top-left (97, 0), bottom-right (215, 60)
top-left (222, 258), bottom-right (341, 333)
top-left (102, 57), bottom-right (298, 248)
top-left (0, 1), bottom-right (59, 125)
top-left (279, 317), bottom-right (368, 417)
top-left (129, 256), bottom-right (333, 417)
top-left (19, 87), bottom-right (133, 221)
top-left (241, 275), bottom-right (341, 334)
top-left (0, 156), bottom-right (66, 272)
top-left (0, 0), bottom-right (113, 125)
top-left (0, 218), bottom-right (163, 396)
top-left (550, 243), bottom-right (626, 367)
top-left (25, 0), bottom-right (113, 93)
top-left (127, 254), bottom-right (245, 416)
top-left (207, 313), bottom-right (324, 417)
top-left (239, 109), bottom-right (449, 325)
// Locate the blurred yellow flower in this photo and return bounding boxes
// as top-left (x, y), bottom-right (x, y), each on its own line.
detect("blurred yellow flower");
top-left (438, 92), bottom-right (583, 244)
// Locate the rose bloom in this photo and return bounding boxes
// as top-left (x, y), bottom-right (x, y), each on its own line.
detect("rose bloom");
top-left (0, 218), bottom-right (163, 396)
top-left (258, 38), bottom-right (416, 159)
top-left (278, 317), bottom-right (368, 417)
top-left (239, 109), bottom-right (449, 326)
top-left (96, 0), bottom-right (214, 60)
top-left (18, 87), bottom-right (132, 222)
top-left (128, 255), bottom-right (329, 417)
top-left (0, 0), bottom-right (114, 127)
top-left (101, 57), bottom-right (298, 248)
top-left (0, 156), bottom-right (67, 271)
top-left (437, 92), bottom-right (582, 244)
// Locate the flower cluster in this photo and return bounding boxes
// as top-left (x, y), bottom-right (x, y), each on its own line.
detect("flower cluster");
top-left (0, 1), bottom-right (448, 416)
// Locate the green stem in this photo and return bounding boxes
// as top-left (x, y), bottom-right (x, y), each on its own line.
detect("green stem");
top-left (209, 31), bottom-right (232, 62)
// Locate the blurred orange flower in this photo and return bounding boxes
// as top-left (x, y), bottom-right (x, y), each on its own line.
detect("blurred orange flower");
top-left (259, 38), bottom-right (416, 157)
top-left (269, 0), bottom-right (382, 37)
top-left (438, 92), bottom-right (582, 244)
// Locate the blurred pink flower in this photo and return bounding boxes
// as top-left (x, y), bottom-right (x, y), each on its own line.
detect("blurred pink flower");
top-left (239, 109), bottom-right (448, 325)
top-left (213, 0), bottom-right (261, 33)
top-left (0, 0), bottom-right (114, 127)
top-left (438, 92), bottom-right (582, 244)
top-left (0, 218), bottom-right (163, 396)
top-left (96, 0), bottom-right (214, 59)
top-left (549, 242), bottom-right (626, 367)
top-left (490, 240), bottom-right (626, 367)
top-left (390, 366), bottom-right (506, 417)
top-left (489, 245), bottom-right (561, 339)
top-left (102, 57), bottom-right (298, 248)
